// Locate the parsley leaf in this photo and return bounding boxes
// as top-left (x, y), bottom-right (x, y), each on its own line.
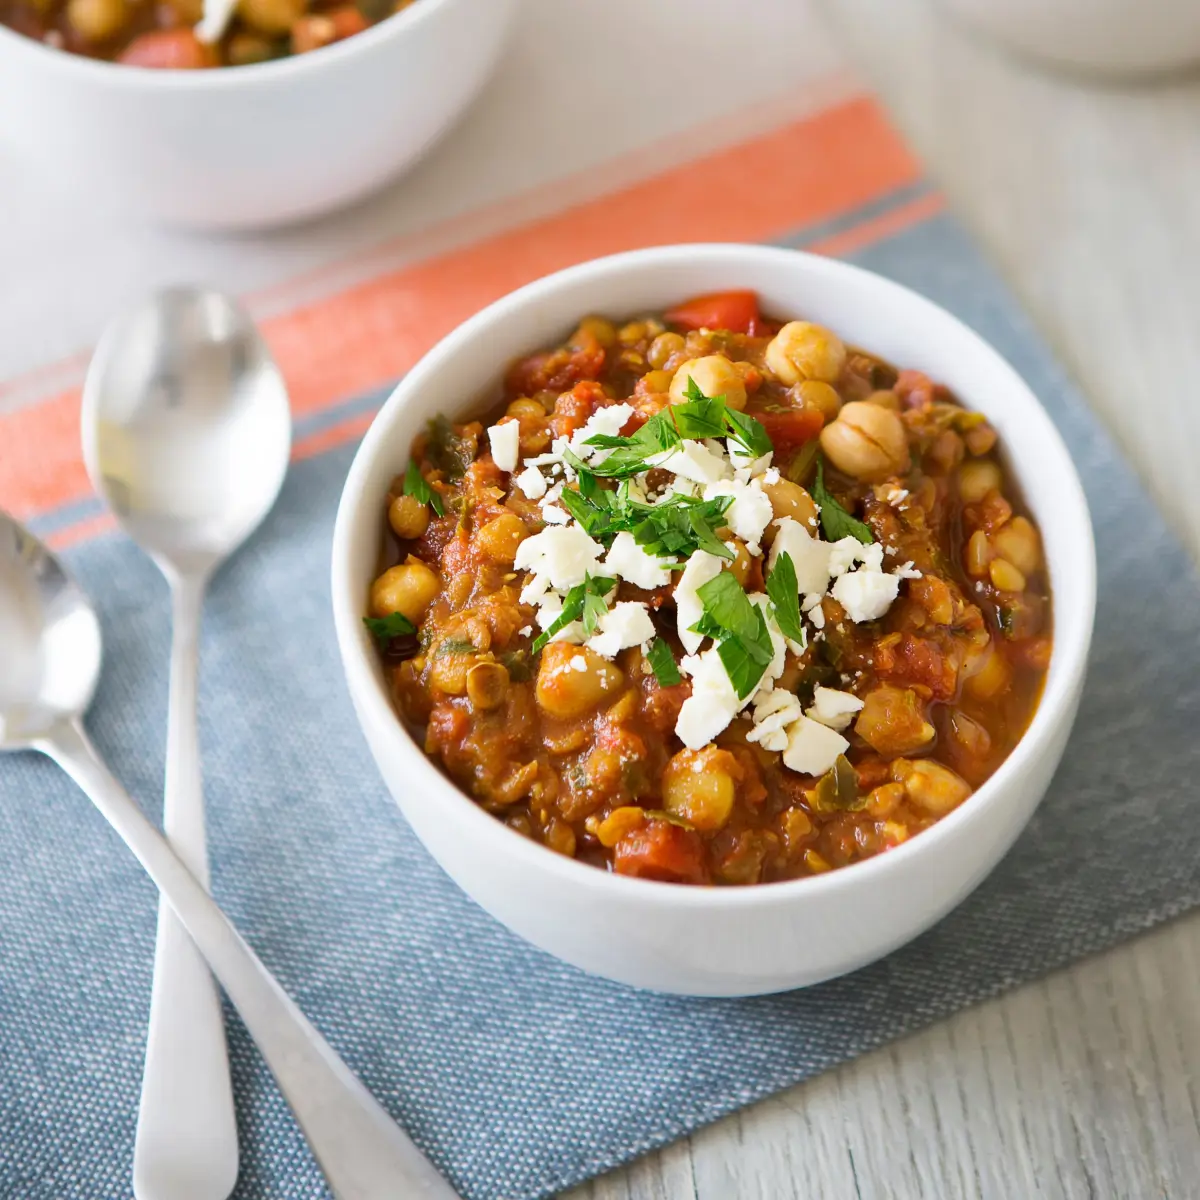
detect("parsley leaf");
top-left (425, 415), bottom-right (474, 482)
top-left (723, 407), bottom-right (773, 459)
top-left (531, 574), bottom-right (615, 653)
top-left (693, 572), bottom-right (776, 699)
top-left (363, 612), bottom-right (416, 651)
top-left (633, 493), bottom-right (734, 562)
top-left (813, 456), bottom-right (874, 544)
top-left (766, 551), bottom-right (805, 645)
top-left (582, 379), bottom-right (775, 478)
top-left (646, 637), bottom-right (682, 687)
top-left (403, 460), bottom-right (444, 517)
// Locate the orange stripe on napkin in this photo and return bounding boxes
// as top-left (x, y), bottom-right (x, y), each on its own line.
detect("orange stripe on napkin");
top-left (0, 94), bottom-right (919, 523)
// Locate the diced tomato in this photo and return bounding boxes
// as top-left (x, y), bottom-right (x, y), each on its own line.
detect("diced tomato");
top-left (752, 408), bottom-right (824, 457)
top-left (613, 820), bottom-right (706, 884)
top-left (117, 29), bottom-right (216, 69)
top-left (875, 634), bottom-right (958, 701)
top-left (666, 290), bottom-right (760, 335)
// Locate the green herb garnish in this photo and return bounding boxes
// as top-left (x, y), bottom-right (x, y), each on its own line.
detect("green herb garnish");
top-left (809, 755), bottom-right (864, 811)
top-left (531, 574), bottom-right (616, 653)
top-left (692, 572), bottom-right (775, 699)
top-left (557, 472), bottom-right (734, 562)
top-left (646, 637), bottom-right (682, 687)
top-left (813, 456), bottom-right (874, 545)
top-left (580, 379), bottom-right (773, 478)
top-left (403, 459), bottom-right (444, 517)
top-left (426, 415), bottom-right (474, 482)
top-left (432, 636), bottom-right (475, 657)
top-left (363, 612), bottom-right (416, 651)
top-left (765, 551), bottom-right (805, 645)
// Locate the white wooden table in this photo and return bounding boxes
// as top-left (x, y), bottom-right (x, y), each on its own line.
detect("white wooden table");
top-left (570, 3), bottom-right (1200, 1196)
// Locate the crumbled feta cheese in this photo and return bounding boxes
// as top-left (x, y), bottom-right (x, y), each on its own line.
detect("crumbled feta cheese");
top-left (887, 487), bottom-right (909, 507)
top-left (674, 550), bottom-right (725, 654)
top-left (703, 478), bottom-right (774, 548)
top-left (518, 625), bottom-right (532, 637)
top-left (827, 536), bottom-right (870, 578)
top-left (540, 504), bottom-right (571, 525)
top-left (569, 403), bottom-right (634, 464)
top-left (675, 648), bottom-right (741, 749)
top-left (831, 569), bottom-right (900, 622)
top-left (806, 598), bottom-right (826, 630)
top-left (515, 465), bottom-right (547, 500)
top-left (488, 421), bottom-right (520, 473)
top-left (893, 560), bottom-right (922, 580)
top-left (768, 518), bottom-right (833, 596)
top-left (569, 654), bottom-right (588, 672)
top-left (762, 466), bottom-right (781, 485)
top-left (782, 715), bottom-right (849, 776)
top-left (513, 526), bottom-right (604, 590)
top-left (747, 687), bottom-right (804, 752)
top-left (808, 686), bottom-right (864, 731)
top-left (586, 601), bottom-right (656, 659)
top-left (604, 531), bottom-right (674, 590)
top-left (654, 440), bottom-right (732, 485)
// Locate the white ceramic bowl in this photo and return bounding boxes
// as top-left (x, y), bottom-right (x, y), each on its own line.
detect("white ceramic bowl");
top-left (0, 0), bottom-right (517, 230)
top-left (332, 244), bottom-right (1096, 997)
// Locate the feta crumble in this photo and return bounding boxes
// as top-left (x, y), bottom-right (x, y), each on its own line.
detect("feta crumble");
top-left (674, 550), bottom-right (725, 654)
top-left (488, 420), bottom-right (520, 474)
top-left (586, 601), bottom-right (656, 659)
top-left (782, 715), bottom-right (849, 777)
top-left (808, 686), bottom-right (864, 731)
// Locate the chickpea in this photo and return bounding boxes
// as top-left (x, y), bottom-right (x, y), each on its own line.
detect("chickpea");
top-left (466, 662), bottom-right (509, 711)
top-left (989, 558), bottom-right (1026, 593)
top-left (729, 540), bottom-right (753, 587)
top-left (369, 556), bottom-right (439, 623)
top-left (429, 647), bottom-right (474, 695)
top-left (964, 645), bottom-right (1012, 701)
top-left (592, 806), bottom-right (647, 848)
top-left (992, 516), bottom-right (1040, 576)
top-left (762, 477), bottom-right (819, 530)
top-left (237, 0), bottom-right (305, 36)
top-left (819, 401), bottom-right (910, 481)
top-left (668, 355), bottom-right (748, 410)
top-left (796, 380), bottom-right (842, 421)
top-left (958, 458), bottom-right (1002, 504)
top-left (892, 758), bottom-right (972, 816)
top-left (662, 747), bottom-right (738, 832)
top-left (647, 331), bottom-right (686, 369)
top-left (865, 389), bottom-right (901, 411)
top-left (641, 369), bottom-right (673, 395)
top-left (853, 686), bottom-right (935, 756)
top-left (475, 512), bottom-right (527, 566)
top-left (764, 321), bottom-right (847, 385)
top-left (535, 644), bottom-right (624, 719)
top-left (965, 529), bottom-right (992, 577)
top-left (388, 494), bottom-right (429, 541)
top-left (506, 397), bottom-right (545, 420)
top-left (576, 316), bottom-right (617, 348)
top-left (67, 0), bottom-right (128, 40)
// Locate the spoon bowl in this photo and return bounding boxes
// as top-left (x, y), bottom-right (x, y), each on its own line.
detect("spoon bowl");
top-left (0, 516), bottom-right (101, 748)
top-left (82, 287), bottom-right (291, 577)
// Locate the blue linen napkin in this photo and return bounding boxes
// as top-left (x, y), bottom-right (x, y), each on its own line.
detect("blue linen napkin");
top-left (2, 212), bottom-right (1199, 1200)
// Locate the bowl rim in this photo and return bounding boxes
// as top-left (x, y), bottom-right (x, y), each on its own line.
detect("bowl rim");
top-left (0, 0), bottom-right (450, 87)
top-left (332, 242), bottom-right (1097, 912)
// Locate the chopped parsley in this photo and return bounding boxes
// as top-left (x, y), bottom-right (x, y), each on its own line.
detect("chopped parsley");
top-left (765, 551), bottom-right (805, 645)
top-left (691, 572), bottom-right (775, 699)
top-left (646, 637), bottom-right (682, 687)
top-left (532, 573), bottom-right (616, 653)
top-left (402, 459), bottom-right (444, 517)
top-left (559, 473), bottom-right (734, 562)
top-left (363, 612), bottom-right (416, 651)
top-left (577, 379), bottom-right (773, 479)
top-left (813, 456), bottom-right (874, 545)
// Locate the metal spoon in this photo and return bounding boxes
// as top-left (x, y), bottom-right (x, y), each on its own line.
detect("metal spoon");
top-left (0, 511), bottom-right (460, 1199)
top-left (81, 288), bottom-right (292, 1200)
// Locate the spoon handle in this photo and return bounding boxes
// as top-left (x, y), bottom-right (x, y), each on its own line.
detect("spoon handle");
top-left (45, 720), bottom-right (461, 1200)
top-left (135, 574), bottom-right (238, 1200)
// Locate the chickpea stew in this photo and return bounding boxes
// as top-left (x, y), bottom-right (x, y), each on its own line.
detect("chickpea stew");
top-left (1, 0), bottom-right (414, 67)
top-left (366, 291), bottom-right (1052, 886)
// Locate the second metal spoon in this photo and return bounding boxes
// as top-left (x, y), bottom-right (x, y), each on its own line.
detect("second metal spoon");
top-left (81, 288), bottom-right (291, 1200)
